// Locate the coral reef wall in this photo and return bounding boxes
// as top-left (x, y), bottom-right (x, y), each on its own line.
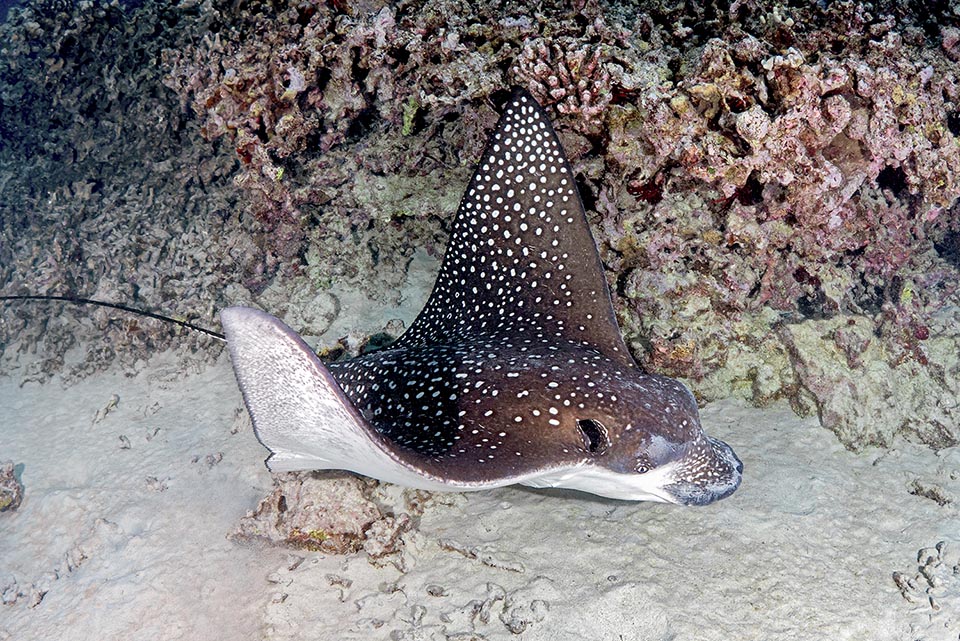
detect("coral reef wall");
top-left (0, 0), bottom-right (249, 381)
top-left (1, 0), bottom-right (958, 450)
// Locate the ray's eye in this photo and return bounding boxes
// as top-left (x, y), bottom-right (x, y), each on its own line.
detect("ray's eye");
top-left (576, 419), bottom-right (610, 454)
top-left (635, 465), bottom-right (649, 474)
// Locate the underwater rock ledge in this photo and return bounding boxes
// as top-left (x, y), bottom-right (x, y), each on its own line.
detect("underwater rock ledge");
top-left (1, 0), bottom-right (958, 450)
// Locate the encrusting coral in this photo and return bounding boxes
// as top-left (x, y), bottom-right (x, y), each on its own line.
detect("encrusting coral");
top-left (1, 0), bottom-right (959, 450)
top-left (512, 36), bottom-right (613, 135)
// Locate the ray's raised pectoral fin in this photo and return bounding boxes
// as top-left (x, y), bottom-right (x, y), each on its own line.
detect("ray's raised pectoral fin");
top-left (394, 87), bottom-right (635, 368)
top-left (221, 306), bottom-right (460, 490)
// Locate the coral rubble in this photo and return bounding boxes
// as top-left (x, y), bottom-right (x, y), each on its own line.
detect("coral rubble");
top-left (0, 461), bottom-right (23, 512)
top-left (230, 472), bottom-right (413, 562)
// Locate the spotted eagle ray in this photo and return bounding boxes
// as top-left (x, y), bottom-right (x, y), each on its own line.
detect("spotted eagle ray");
top-left (221, 87), bottom-right (742, 505)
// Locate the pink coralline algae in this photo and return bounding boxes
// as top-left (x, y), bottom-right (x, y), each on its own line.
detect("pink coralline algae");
top-left (162, 1), bottom-right (516, 262)
top-left (163, 4), bottom-right (394, 258)
top-left (602, 24), bottom-right (960, 343)
top-left (512, 37), bottom-right (612, 135)
top-left (685, 37), bottom-right (950, 290)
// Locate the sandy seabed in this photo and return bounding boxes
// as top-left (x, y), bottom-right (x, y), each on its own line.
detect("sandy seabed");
top-left (1, 344), bottom-right (958, 641)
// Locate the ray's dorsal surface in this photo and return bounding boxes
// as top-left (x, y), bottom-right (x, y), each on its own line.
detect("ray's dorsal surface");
top-left (222, 88), bottom-right (743, 506)
top-left (390, 88), bottom-right (634, 369)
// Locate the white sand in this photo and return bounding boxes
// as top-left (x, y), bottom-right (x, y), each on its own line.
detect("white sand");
top-left (2, 347), bottom-right (957, 640)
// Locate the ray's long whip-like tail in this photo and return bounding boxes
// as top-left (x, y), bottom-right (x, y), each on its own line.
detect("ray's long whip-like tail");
top-left (0, 294), bottom-right (225, 340)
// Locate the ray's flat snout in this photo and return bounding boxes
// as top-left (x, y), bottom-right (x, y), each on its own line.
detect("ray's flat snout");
top-left (663, 436), bottom-right (743, 506)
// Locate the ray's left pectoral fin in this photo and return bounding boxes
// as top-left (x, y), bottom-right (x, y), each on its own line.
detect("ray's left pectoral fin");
top-left (221, 306), bottom-right (457, 490)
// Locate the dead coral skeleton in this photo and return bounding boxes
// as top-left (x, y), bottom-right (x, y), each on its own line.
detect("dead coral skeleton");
top-left (511, 37), bottom-right (611, 134)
